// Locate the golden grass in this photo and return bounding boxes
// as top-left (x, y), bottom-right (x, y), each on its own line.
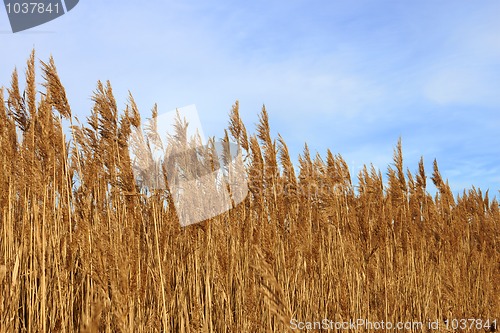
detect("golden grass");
top-left (0, 51), bottom-right (498, 332)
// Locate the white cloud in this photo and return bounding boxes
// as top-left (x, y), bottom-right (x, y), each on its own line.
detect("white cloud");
top-left (423, 65), bottom-right (500, 107)
top-left (421, 2), bottom-right (500, 108)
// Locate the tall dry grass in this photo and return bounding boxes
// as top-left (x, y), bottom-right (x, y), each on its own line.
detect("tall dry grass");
top-left (0, 51), bottom-right (499, 332)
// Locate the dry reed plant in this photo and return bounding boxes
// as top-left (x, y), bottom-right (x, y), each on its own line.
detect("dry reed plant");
top-left (0, 51), bottom-right (499, 332)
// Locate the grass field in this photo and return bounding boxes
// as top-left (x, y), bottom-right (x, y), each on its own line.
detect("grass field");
top-left (0, 51), bottom-right (498, 332)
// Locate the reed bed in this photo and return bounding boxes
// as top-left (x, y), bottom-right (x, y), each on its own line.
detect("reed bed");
top-left (0, 51), bottom-right (498, 332)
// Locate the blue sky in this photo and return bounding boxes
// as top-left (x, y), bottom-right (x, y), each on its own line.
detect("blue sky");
top-left (1, 0), bottom-right (499, 196)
